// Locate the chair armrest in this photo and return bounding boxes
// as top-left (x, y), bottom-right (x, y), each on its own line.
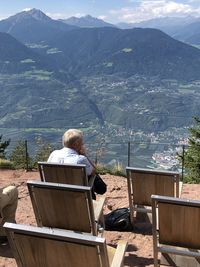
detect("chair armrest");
top-left (93, 196), bottom-right (106, 222)
top-left (88, 175), bottom-right (95, 187)
top-left (179, 181), bottom-right (183, 197)
top-left (111, 240), bottom-right (128, 267)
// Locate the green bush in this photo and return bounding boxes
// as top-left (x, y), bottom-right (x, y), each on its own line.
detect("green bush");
top-left (0, 135), bottom-right (10, 159)
top-left (96, 162), bottom-right (126, 177)
top-left (96, 164), bottom-right (111, 175)
top-left (0, 159), bottom-right (14, 169)
top-left (183, 116), bottom-right (200, 183)
top-left (10, 140), bottom-right (33, 170)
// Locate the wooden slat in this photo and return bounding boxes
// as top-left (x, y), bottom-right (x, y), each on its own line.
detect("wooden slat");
top-left (14, 233), bottom-right (102, 267)
top-left (93, 197), bottom-right (106, 222)
top-left (5, 223), bottom-right (127, 267)
top-left (161, 247), bottom-right (200, 267)
top-left (38, 162), bottom-right (88, 186)
top-left (32, 187), bottom-right (92, 233)
top-left (159, 202), bottom-right (200, 249)
top-left (110, 240), bottom-right (128, 267)
top-left (131, 172), bottom-right (175, 206)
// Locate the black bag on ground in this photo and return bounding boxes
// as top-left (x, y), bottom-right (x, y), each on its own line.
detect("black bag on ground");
top-left (104, 208), bottom-right (132, 231)
top-left (93, 174), bottom-right (107, 195)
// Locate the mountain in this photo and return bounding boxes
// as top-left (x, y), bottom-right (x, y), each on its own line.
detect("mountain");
top-left (1, 16), bottom-right (200, 134)
top-left (0, 32), bottom-right (51, 73)
top-left (49, 27), bottom-right (200, 81)
top-left (117, 16), bottom-right (199, 33)
top-left (173, 21), bottom-right (200, 45)
top-left (1, 22), bottom-right (200, 81)
top-left (0, 8), bottom-right (76, 44)
top-left (0, 31), bottom-right (75, 83)
top-left (116, 16), bottom-right (200, 45)
top-left (0, 24), bottom-right (200, 135)
top-left (60, 15), bottom-right (115, 28)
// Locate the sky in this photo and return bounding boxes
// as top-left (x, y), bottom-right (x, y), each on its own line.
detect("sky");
top-left (0, 0), bottom-right (200, 23)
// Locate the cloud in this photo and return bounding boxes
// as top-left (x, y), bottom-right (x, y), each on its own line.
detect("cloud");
top-left (74, 13), bottom-right (87, 18)
top-left (98, 15), bottom-right (107, 20)
top-left (187, 0), bottom-right (199, 3)
top-left (22, 8), bottom-right (32, 12)
top-left (0, 15), bottom-right (7, 20)
top-left (110, 0), bottom-right (200, 23)
top-left (46, 12), bottom-right (67, 19)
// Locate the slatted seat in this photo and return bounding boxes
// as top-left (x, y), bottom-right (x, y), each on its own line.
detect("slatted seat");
top-left (4, 222), bottom-right (127, 267)
top-left (152, 195), bottom-right (200, 267)
top-left (126, 167), bottom-right (182, 224)
top-left (38, 161), bottom-right (90, 186)
top-left (27, 180), bottom-right (105, 236)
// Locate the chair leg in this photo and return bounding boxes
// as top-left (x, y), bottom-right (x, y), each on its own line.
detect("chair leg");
top-left (154, 255), bottom-right (159, 267)
top-left (129, 204), bottom-right (135, 226)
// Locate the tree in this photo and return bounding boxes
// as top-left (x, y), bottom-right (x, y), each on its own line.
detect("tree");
top-left (10, 140), bottom-right (32, 170)
top-left (33, 137), bottom-right (54, 167)
top-left (184, 116), bottom-right (200, 183)
top-left (0, 135), bottom-right (10, 159)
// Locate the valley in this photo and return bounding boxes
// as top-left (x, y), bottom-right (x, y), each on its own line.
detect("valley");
top-left (0, 72), bottom-right (195, 170)
top-left (0, 9), bottom-right (200, 171)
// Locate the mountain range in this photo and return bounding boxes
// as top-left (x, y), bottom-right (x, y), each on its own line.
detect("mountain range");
top-left (49, 26), bottom-right (200, 81)
top-left (1, 9), bottom-right (200, 81)
top-left (48, 13), bottom-right (200, 46)
top-left (117, 16), bottom-right (200, 45)
top-left (1, 9), bottom-right (200, 45)
top-left (60, 14), bottom-right (115, 28)
top-left (0, 9), bottom-right (200, 134)
top-left (0, 8), bottom-right (76, 43)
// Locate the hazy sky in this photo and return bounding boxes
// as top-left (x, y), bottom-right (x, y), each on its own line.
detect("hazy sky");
top-left (0, 0), bottom-right (200, 23)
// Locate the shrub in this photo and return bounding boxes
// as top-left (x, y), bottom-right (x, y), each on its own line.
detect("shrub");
top-left (10, 140), bottom-right (33, 170)
top-left (96, 162), bottom-right (126, 177)
top-left (183, 116), bottom-right (200, 183)
top-left (0, 159), bottom-right (14, 169)
top-left (0, 135), bottom-right (10, 159)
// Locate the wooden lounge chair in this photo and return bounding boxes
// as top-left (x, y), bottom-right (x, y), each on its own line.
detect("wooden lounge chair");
top-left (152, 195), bottom-right (200, 267)
top-left (126, 167), bottom-right (182, 224)
top-left (27, 180), bottom-right (105, 236)
top-left (4, 222), bottom-right (127, 267)
top-left (38, 161), bottom-right (91, 186)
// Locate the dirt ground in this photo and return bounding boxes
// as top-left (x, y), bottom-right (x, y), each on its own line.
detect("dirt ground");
top-left (0, 169), bottom-right (200, 267)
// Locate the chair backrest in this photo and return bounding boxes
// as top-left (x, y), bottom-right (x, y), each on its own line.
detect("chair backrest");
top-left (4, 223), bottom-right (110, 267)
top-left (38, 161), bottom-right (88, 186)
top-left (126, 167), bottom-right (180, 207)
top-left (27, 180), bottom-right (97, 235)
top-left (152, 195), bottom-right (200, 249)
top-left (152, 195), bottom-right (200, 267)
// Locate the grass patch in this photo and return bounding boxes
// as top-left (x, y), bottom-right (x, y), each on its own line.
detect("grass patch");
top-left (47, 48), bottom-right (62, 54)
top-left (20, 59), bottom-right (35, 64)
top-left (26, 43), bottom-right (49, 49)
top-left (103, 62), bottom-right (113, 67)
top-left (191, 44), bottom-right (200, 50)
top-left (23, 70), bottom-right (53, 80)
top-left (24, 128), bottom-right (64, 133)
top-left (122, 48), bottom-right (132, 53)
